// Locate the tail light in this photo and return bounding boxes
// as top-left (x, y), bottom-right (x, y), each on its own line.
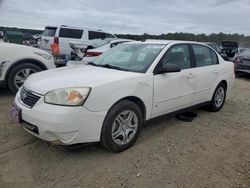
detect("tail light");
top-left (51, 44), bottom-right (59, 55)
top-left (54, 37), bottom-right (59, 44)
top-left (85, 51), bottom-right (102, 57)
top-left (234, 57), bottom-right (241, 65)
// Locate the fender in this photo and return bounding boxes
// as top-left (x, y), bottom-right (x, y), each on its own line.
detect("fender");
top-left (4, 58), bottom-right (48, 81)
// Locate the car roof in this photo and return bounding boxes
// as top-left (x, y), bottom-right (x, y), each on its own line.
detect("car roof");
top-left (45, 25), bottom-right (109, 33)
top-left (129, 39), bottom-right (206, 45)
top-left (110, 39), bottom-right (134, 43)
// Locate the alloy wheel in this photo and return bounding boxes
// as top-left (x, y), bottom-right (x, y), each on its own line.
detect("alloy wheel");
top-left (14, 68), bottom-right (36, 89)
top-left (214, 87), bottom-right (225, 108)
top-left (111, 110), bottom-right (138, 146)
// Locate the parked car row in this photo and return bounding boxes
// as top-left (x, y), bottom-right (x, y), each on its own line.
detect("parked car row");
top-left (40, 25), bottom-right (117, 66)
top-left (10, 40), bottom-right (235, 152)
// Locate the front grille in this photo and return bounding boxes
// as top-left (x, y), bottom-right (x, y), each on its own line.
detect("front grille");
top-left (20, 87), bottom-right (41, 108)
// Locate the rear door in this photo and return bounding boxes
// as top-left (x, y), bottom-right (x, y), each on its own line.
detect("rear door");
top-left (191, 44), bottom-right (221, 104)
top-left (40, 26), bottom-right (57, 51)
top-left (153, 44), bottom-right (196, 117)
top-left (58, 28), bottom-right (84, 56)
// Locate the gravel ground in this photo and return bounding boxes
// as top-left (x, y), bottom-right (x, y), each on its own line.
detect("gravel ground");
top-left (0, 77), bottom-right (250, 188)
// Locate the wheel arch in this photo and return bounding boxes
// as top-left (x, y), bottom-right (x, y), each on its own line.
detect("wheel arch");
top-left (5, 58), bottom-right (48, 84)
top-left (219, 80), bottom-right (228, 91)
top-left (111, 96), bottom-right (147, 121)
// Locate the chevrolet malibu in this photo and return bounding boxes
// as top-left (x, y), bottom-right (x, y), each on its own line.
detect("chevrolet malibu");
top-left (12, 40), bottom-right (235, 152)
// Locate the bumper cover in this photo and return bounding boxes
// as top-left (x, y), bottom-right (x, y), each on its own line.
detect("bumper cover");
top-left (15, 91), bottom-right (107, 145)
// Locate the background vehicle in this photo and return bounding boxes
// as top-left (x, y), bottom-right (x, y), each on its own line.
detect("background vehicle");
top-left (221, 41), bottom-right (239, 61)
top-left (40, 25), bottom-right (116, 65)
top-left (234, 48), bottom-right (250, 75)
top-left (205, 42), bottom-right (221, 53)
top-left (0, 31), bottom-right (4, 42)
top-left (0, 42), bottom-right (55, 93)
top-left (67, 38), bottom-right (134, 66)
top-left (13, 40), bottom-right (235, 152)
top-left (205, 42), bottom-right (230, 61)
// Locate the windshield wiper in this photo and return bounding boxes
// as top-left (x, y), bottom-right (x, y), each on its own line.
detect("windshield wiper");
top-left (99, 64), bottom-right (129, 71)
top-left (87, 62), bottom-right (99, 66)
top-left (88, 62), bottom-right (129, 71)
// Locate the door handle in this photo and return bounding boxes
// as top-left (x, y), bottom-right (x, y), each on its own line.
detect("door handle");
top-left (187, 74), bottom-right (195, 79)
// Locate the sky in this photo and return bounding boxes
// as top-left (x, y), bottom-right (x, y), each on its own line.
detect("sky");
top-left (0, 0), bottom-right (250, 35)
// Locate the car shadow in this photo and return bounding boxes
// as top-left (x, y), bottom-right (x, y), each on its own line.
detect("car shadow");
top-left (51, 108), bottom-right (206, 154)
top-left (0, 88), bottom-right (15, 97)
top-left (236, 73), bottom-right (250, 80)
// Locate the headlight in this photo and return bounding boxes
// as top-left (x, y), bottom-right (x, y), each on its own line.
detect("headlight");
top-left (34, 52), bottom-right (53, 60)
top-left (44, 88), bottom-right (91, 106)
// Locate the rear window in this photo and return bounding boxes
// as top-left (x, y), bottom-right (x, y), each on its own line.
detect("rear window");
top-left (59, 28), bottom-right (83, 39)
top-left (42, 27), bottom-right (57, 37)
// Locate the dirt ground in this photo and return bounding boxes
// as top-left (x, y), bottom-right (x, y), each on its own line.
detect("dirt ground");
top-left (0, 77), bottom-right (250, 188)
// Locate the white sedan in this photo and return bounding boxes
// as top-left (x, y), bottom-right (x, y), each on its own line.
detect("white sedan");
top-left (12, 40), bottom-right (235, 152)
top-left (0, 42), bottom-right (55, 92)
top-left (67, 39), bottom-right (134, 66)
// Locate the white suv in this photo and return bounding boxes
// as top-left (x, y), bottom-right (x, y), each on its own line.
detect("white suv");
top-left (0, 42), bottom-right (55, 93)
top-left (40, 25), bottom-right (116, 62)
top-left (12, 40), bottom-right (235, 152)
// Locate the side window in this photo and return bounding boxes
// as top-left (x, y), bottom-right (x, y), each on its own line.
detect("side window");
top-left (192, 45), bottom-right (213, 67)
top-left (59, 28), bottom-right (83, 39)
top-left (210, 50), bottom-right (219, 64)
top-left (88, 31), bottom-right (105, 40)
top-left (160, 44), bottom-right (191, 70)
top-left (105, 33), bottom-right (115, 38)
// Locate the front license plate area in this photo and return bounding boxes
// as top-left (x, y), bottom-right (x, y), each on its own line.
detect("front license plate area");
top-left (11, 104), bottom-right (22, 123)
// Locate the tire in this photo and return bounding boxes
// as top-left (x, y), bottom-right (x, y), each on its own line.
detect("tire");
top-left (100, 100), bottom-right (143, 152)
top-left (8, 63), bottom-right (42, 93)
top-left (208, 83), bottom-right (227, 112)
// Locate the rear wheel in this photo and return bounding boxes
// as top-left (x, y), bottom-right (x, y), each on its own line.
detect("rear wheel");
top-left (8, 63), bottom-right (42, 93)
top-left (101, 100), bottom-right (143, 152)
top-left (208, 83), bottom-right (226, 112)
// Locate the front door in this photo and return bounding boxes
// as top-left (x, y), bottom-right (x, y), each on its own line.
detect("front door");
top-left (153, 44), bottom-right (196, 117)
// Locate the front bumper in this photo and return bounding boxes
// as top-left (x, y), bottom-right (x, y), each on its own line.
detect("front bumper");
top-left (15, 90), bottom-right (107, 145)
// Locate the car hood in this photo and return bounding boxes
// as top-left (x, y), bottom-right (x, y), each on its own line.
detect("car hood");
top-left (23, 65), bottom-right (141, 95)
top-left (0, 42), bottom-right (51, 54)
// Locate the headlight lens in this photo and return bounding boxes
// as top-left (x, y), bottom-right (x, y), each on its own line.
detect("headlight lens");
top-left (44, 88), bottom-right (91, 106)
top-left (34, 52), bottom-right (53, 60)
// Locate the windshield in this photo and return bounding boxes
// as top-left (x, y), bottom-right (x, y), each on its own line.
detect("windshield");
top-left (239, 48), bottom-right (250, 57)
top-left (92, 43), bottom-right (165, 73)
top-left (42, 27), bottom-right (56, 37)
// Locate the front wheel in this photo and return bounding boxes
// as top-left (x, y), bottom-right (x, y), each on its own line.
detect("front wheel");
top-left (8, 63), bottom-right (42, 93)
top-left (208, 83), bottom-right (226, 112)
top-left (100, 100), bottom-right (143, 152)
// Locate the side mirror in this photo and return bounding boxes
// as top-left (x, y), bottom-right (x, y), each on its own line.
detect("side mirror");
top-left (157, 63), bottom-right (181, 74)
